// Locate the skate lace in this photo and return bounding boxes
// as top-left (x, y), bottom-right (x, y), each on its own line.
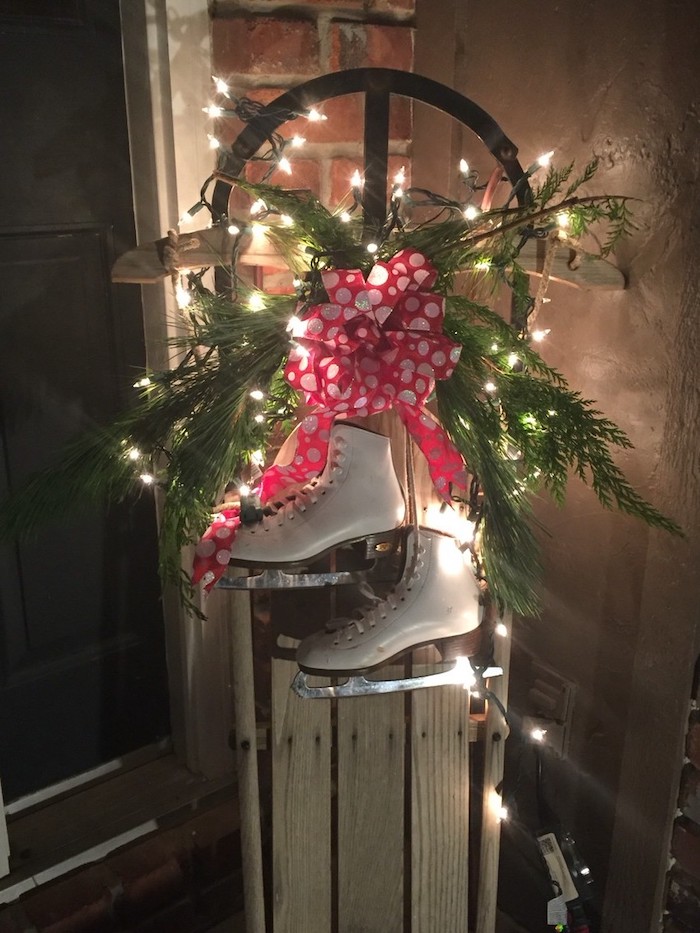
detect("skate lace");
top-left (327, 543), bottom-right (426, 643)
top-left (263, 436), bottom-right (349, 528)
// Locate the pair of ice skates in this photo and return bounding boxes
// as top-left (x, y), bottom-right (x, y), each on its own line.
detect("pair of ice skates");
top-left (219, 423), bottom-right (496, 698)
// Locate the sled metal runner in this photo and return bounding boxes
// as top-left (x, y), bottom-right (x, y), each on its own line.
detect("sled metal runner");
top-left (291, 659), bottom-right (504, 699)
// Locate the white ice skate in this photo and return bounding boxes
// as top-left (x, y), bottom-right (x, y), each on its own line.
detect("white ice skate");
top-left (292, 527), bottom-right (500, 698)
top-left (216, 422), bottom-right (406, 590)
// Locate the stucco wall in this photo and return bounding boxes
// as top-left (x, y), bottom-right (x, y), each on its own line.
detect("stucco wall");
top-left (417, 1), bottom-right (700, 928)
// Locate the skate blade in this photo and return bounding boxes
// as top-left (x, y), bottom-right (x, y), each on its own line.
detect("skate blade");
top-left (217, 567), bottom-right (387, 590)
top-left (291, 660), bottom-right (503, 699)
top-left (218, 529), bottom-right (404, 590)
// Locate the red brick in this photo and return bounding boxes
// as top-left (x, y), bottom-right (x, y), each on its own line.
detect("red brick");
top-left (673, 822), bottom-right (700, 880)
top-left (329, 22), bottom-right (413, 72)
top-left (110, 844), bottom-right (187, 923)
top-left (212, 16), bottom-right (320, 78)
top-left (130, 898), bottom-right (196, 933)
top-left (688, 722), bottom-right (700, 769)
top-left (21, 866), bottom-right (118, 933)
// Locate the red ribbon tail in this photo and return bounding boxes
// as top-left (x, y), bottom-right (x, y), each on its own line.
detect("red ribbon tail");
top-left (397, 406), bottom-right (468, 502)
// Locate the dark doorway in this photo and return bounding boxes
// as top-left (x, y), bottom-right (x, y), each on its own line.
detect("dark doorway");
top-left (0, 0), bottom-right (170, 801)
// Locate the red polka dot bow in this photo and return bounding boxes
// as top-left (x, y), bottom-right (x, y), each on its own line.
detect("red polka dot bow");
top-left (260, 248), bottom-right (467, 501)
top-left (192, 248), bottom-right (467, 592)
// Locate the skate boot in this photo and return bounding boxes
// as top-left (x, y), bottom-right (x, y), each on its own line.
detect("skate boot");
top-left (295, 527), bottom-right (483, 688)
top-left (221, 423), bottom-right (405, 587)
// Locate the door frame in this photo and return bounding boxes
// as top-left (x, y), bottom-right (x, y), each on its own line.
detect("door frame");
top-left (0, 0), bottom-right (234, 879)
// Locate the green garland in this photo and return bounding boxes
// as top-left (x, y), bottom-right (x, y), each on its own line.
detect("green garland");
top-left (0, 162), bottom-right (679, 613)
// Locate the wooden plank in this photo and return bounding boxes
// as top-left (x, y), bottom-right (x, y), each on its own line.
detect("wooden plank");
top-left (411, 683), bottom-right (470, 932)
top-left (225, 577), bottom-right (266, 933)
top-left (337, 677), bottom-right (405, 933)
top-left (475, 611), bottom-right (512, 933)
top-left (272, 639), bottom-right (332, 933)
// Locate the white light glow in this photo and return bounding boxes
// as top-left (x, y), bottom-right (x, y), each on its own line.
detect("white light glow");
top-left (227, 224), bottom-right (240, 236)
top-left (494, 622), bottom-right (508, 638)
top-left (537, 150), bottom-right (555, 168)
top-left (140, 473), bottom-right (155, 485)
top-left (278, 157), bottom-right (292, 175)
top-left (393, 187), bottom-right (404, 199)
top-left (464, 205), bottom-right (480, 221)
top-left (531, 328), bottom-right (550, 342)
top-left (393, 166), bottom-right (406, 186)
top-left (557, 211), bottom-right (571, 229)
top-left (453, 655), bottom-right (477, 689)
top-left (280, 213), bottom-right (294, 227)
top-left (459, 158), bottom-right (470, 175)
top-left (251, 449), bottom-right (265, 466)
top-left (208, 135), bottom-right (220, 150)
top-left (531, 727), bottom-right (547, 743)
top-left (133, 377), bottom-right (152, 389)
top-left (254, 414), bottom-right (265, 424)
top-left (212, 76), bottom-right (229, 95)
top-left (202, 104), bottom-right (223, 117)
top-left (507, 352), bottom-right (519, 368)
top-left (474, 258), bottom-right (491, 271)
top-left (287, 315), bottom-right (306, 337)
top-left (484, 381), bottom-right (497, 394)
top-left (307, 108), bottom-right (326, 122)
top-left (291, 134), bottom-right (306, 148)
top-left (366, 242), bottom-right (378, 254)
top-left (238, 484), bottom-right (251, 498)
top-left (179, 210), bottom-right (193, 224)
top-left (176, 282), bottom-right (192, 309)
top-left (250, 199), bottom-right (267, 216)
top-left (248, 293), bottom-right (266, 312)
top-left (339, 211), bottom-right (352, 223)
top-left (351, 169), bottom-right (363, 188)
top-left (491, 342), bottom-right (499, 353)
top-left (127, 447), bottom-right (141, 461)
top-left (249, 389), bottom-right (265, 401)
top-left (497, 805), bottom-right (509, 823)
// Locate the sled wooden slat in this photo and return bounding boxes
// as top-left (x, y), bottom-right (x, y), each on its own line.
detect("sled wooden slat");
top-left (337, 674), bottom-right (405, 933)
top-left (411, 682), bottom-right (470, 932)
top-left (271, 640), bottom-right (332, 933)
top-left (475, 610), bottom-right (513, 933)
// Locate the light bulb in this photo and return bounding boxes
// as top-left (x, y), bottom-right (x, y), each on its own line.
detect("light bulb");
top-left (287, 315), bottom-right (305, 337)
top-left (248, 293), bottom-right (265, 312)
top-left (393, 166), bottom-right (406, 186)
top-left (531, 328), bottom-right (550, 342)
top-left (238, 483), bottom-right (251, 497)
top-left (537, 150), bottom-right (555, 168)
top-left (133, 376), bottom-right (152, 389)
top-left (484, 381), bottom-right (497, 394)
top-left (291, 134), bottom-right (306, 148)
top-left (280, 213), bottom-right (294, 226)
top-left (464, 205), bottom-right (480, 221)
top-left (249, 389), bottom-right (265, 401)
top-left (175, 282), bottom-right (192, 309)
top-left (127, 447), bottom-right (141, 461)
top-left (366, 242), bottom-right (378, 254)
top-left (339, 211), bottom-right (351, 223)
top-left (202, 104), bottom-right (223, 117)
top-left (474, 258), bottom-right (491, 271)
top-left (278, 156), bottom-right (292, 175)
top-left (254, 414), bottom-right (265, 424)
top-left (491, 342), bottom-right (499, 353)
top-left (531, 728), bottom-right (547, 743)
top-left (459, 158), bottom-right (470, 175)
top-left (179, 210), bottom-right (193, 224)
top-left (351, 169), bottom-right (363, 188)
top-left (557, 211), bottom-right (570, 229)
top-left (140, 473), bottom-right (155, 485)
top-left (494, 622), bottom-right (508, 638)
top-left (507, 352), bottom-right (519, 368)
top-left (497, 805), bottom-right (509, 822)
top-left (251, 449), bottom-right (265, 466)
top-left (227, 224), bottom-right (240, 236)
top-left (307, 108), bottom-right (326, 122)
top-left (393, 187), bottom-right (404, 199)
top-left (208, 135), bottom-right (220, 150)
top-left (212, 76), bottom-right (229, 95)
top-left (250, 198), bottom-right (266, 216)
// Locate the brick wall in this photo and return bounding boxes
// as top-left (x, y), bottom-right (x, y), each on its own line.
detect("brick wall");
top-left (664, 663), bottom-right (700, 931)
top-left (209, 0), bottom-right (415, 212)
